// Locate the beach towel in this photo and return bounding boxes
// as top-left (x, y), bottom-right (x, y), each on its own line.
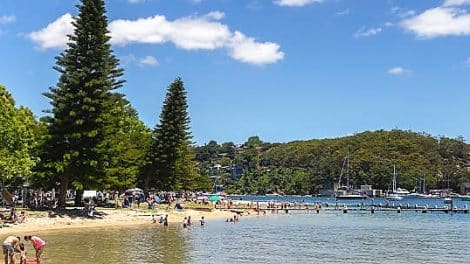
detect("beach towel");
top-left (25, 258), bottom-right (38, 264)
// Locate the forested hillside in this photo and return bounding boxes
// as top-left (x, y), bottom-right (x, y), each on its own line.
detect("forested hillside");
top-left (195, 130), bottom-right (470, 195)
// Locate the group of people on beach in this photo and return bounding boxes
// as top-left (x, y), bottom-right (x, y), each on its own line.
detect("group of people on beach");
top-left (0, 209), bottom-right (26, 226)
top-left (2, 235), bottom-right (45, 264)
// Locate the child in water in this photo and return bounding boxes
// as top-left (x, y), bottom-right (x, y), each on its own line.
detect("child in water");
top-left (19, 243), bottom-right (27, 264)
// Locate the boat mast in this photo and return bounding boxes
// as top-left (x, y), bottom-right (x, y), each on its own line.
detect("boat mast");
top-left (392, 165), bottom-right (397, 193)
top-left (346, 152), bottom-right (350, 188)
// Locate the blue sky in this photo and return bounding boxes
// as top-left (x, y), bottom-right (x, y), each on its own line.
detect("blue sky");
top-left (1, 0), bottom-right (470, 144)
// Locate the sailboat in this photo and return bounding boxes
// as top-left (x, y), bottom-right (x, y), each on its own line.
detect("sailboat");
top-left (335, 152), bottom-right (366, 200)
top-left (387, 165), bottom-right (409, 201)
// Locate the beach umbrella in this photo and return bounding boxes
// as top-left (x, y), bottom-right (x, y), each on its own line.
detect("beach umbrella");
top-left (125, 188), bottom-right (143, 193)
top-left (208, 195), bottom-right (221, 202)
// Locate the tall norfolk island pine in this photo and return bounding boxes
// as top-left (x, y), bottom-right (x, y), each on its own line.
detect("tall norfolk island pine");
top-left (41, 0), bottom-right (148, 207)
top-left (144, 78), bottom-right (206, 191)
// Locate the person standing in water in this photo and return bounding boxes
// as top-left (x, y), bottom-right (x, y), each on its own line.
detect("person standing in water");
top-left (24, 236), bottom-right (45, 264)
top-left (200, 216), bottom-right (205, 226)
top-left (2, 236), bottom-right (20, 264)
top-left (163, 214), bottom-right (169, 227)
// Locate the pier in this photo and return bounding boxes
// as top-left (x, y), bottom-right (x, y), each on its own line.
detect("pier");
top-left (217, 202), bottom-right (469, 214)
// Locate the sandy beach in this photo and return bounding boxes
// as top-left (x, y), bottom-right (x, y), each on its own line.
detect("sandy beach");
top-left (0, 207), bottom-right (240, 235)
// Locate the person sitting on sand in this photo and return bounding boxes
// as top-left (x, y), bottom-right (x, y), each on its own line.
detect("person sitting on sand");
top-left (3, 236), bottom-right (20, 264)
top-left (18, 243), bottom-right (26, 264)
top-left (9, 208), bottom-right (17, 223)
top-left (17, 212), bottom-right (26, 224)
top-left (24, 236), bottom-right (45, 264)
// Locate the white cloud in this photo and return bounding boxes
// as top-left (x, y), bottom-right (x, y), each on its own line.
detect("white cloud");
top-left (204, 11), bottom-right (225, 20)
top-left (401, 7), bottom-right (470, 38)
top-left (228, 31), bottom-right (285, 65)
top-left (354, 27), bottom-right (382, 37)
top-left (189, 0), bottom-right (203, 3)
top-left (387, 67), bottom-right (409, 75)
top-left (391, 7), bottom-right (416, 18)
top-left (0, 15), bottom-right (16, 24)
top-left (28, 12), bottom-right (284, 65)
top-left (28, 13), bottom-right (74, 49)
top-left (274, 0), bottom-right (322, 7)
top-left (444, 0), bottom-right (470, 6)
top-left (139, 55), bottom-right (159, 66)
top-left (108, 13), bottom-right (231, 50)
top-left (128, 0), bottom-right (144, 3)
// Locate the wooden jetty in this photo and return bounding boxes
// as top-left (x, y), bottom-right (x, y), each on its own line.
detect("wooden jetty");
top-left (217, 203), bottom-right (469, 214)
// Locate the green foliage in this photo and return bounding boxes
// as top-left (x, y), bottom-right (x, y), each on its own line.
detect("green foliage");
top-left (145, 78), bottom-right (202, 191)
top-left (0, 85), bottom-right (39, 180)
top-left (98, 97), bottom-right (152, 190)
top-left (38, 0), bottom-right (134, 206)
top-left (197, 130), bottom-right (470, 194)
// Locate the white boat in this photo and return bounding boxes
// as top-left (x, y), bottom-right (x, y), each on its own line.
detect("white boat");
top-left (386, 194), bottom-right (403, 201)
top-left (443, 197), bottom-right (452, 204)
top-left (390, 165), bottom-right (409, 197)
top-left (334, 152), bottom-right (366, 200)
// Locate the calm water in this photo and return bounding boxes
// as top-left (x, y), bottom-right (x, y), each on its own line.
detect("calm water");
top-left (33, 199), bottom-right (469, 264)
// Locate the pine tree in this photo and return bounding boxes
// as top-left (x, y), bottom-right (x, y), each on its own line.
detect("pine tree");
top-left (99, 95), bottom-right (152, 190)
top-left (145, 78), bottom-right (199, 191)
top-left (41, 0), bottom-right (125, 207)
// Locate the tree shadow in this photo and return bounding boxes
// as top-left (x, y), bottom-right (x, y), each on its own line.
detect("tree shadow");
top-left (47, 208), bottom-right (107, 220)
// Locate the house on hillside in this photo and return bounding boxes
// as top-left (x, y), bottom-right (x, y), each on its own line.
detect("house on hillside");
top-left (461, 183), bottom-right (470, 195)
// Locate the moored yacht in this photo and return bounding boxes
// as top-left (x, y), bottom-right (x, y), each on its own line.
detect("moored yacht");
top-left (386, 165), bottom-right (409, 201)
top-left (334, 152), bottom-right (366, 200)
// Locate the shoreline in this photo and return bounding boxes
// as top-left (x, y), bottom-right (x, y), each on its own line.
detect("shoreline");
top-left (0, 207), bottom-right (242, 235)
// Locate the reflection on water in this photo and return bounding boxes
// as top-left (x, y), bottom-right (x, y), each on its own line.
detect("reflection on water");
top-left (30, 207), bottom-right (470, 264)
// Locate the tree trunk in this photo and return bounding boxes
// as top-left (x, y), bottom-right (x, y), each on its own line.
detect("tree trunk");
top-left (58, 175), bottom-right (68, 208)
top-left (74, 189), bottom-right (84, 206)
top-left (143, 175), bottom-right (150, 196)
